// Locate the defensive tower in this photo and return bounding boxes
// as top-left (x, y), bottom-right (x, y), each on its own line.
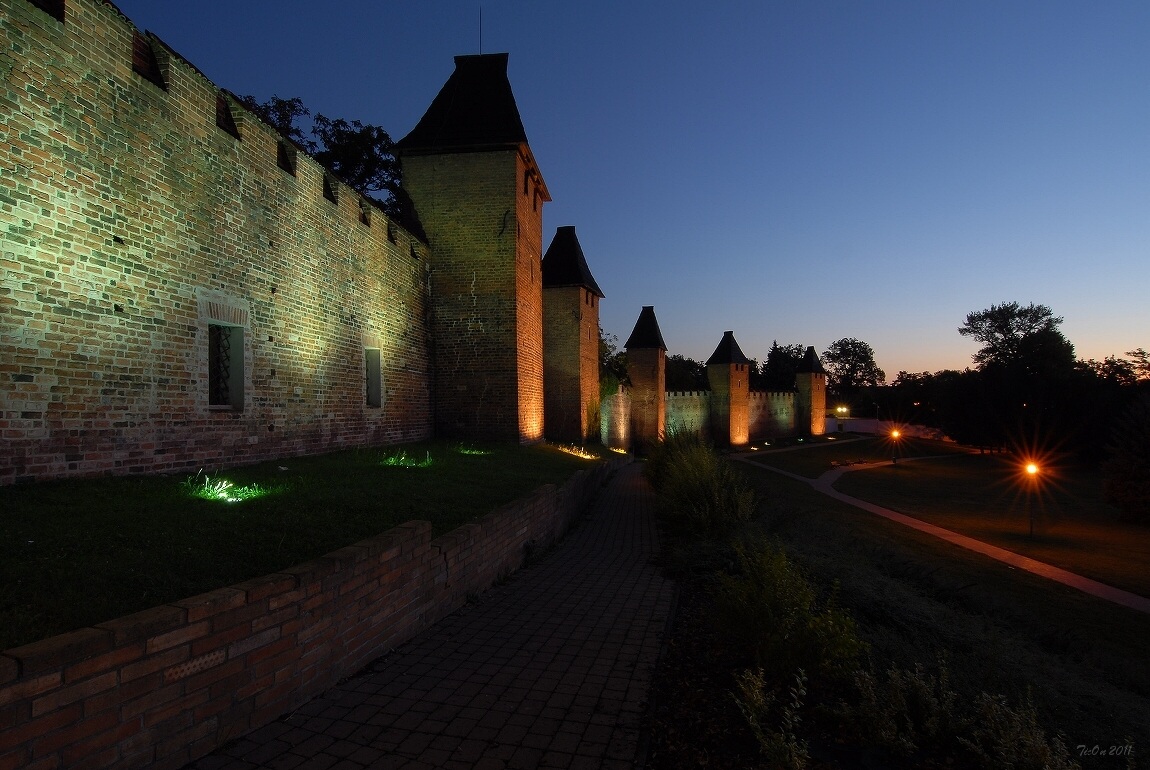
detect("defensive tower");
top-left (705, 331), bottom-right (751, 446)
top-left (396, 53), bottom-right (550, 442)
top-left (624, 306), bottom-right (667, 452)
top-left (542, 226), bottom-right (604, 443)
top-left (795, 345), bottom-right (827, 436)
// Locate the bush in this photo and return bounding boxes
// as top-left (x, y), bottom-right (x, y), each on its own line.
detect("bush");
top-left (733, 667), bottom-right (809, 770)
top-left (716, 535), bottom-right (864, 677)
top-left (646, 432), bottom-right (756, 532)
top-left (852, 661), bottom-right (1081, 770)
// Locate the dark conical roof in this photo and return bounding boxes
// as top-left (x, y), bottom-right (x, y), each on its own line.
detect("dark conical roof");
top-left (396, 53), bottom-right (529, 154)
top-left (705, 331), bottom-right (752, 366)
top-left (624, 306), bottom-right (667, 351)
top-left (542, 226), bottom-right (604, 297)
top-left (797, 346), bottom-right (826, 374)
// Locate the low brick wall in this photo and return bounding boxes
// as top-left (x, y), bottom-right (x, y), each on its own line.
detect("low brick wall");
top-left (0, 458), bottom-right (622, 770)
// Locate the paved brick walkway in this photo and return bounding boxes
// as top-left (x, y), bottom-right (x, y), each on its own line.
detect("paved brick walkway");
top-left (189, 462), bottom-right (675, 770)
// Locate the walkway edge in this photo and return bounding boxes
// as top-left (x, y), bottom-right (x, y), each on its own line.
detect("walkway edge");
top-left (738, 455), bottom-right (1150, 615)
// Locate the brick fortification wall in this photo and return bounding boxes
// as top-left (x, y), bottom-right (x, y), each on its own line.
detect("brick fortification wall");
top-left (662, 389), bottom-right (797, 443)
top-left (749, 391), bottom-right (795, 438)
top-left (665, 391), bottom-right (711, 437)
top-left (1, 0), bottom-right (432, 484)
top-left (0, 455), bottom-right (622, 770)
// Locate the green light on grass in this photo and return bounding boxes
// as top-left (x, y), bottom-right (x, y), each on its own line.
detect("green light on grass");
top-left (455, 444), bottom-right (492, 456)
top-left (382, 450), bottom-right (434, 468)
top-left (182, 472), bottom-right (275, 503)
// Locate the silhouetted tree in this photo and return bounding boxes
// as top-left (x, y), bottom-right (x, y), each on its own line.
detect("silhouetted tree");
top-left (665, 354), bottom-right (707, 391)
top-left (237, 94), bottom-right (314, 149)
top-left (599, 328), bottom-right (628, 397)
top-left (958, 302), bottom-right (1073, 372)
top-left (1103, 393), bottom-right (1150, 522)
top-left (238, 94), bottom-right (418, 231)
top-left (822, 338), bottom-right (885, 394)
top-left (760, 341), bottom-right (805, 390)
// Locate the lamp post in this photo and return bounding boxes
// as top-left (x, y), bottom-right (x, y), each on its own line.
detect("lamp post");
top-left (891, 429), bottom-right (900, 464)
top-left (1025, 462), bottom-right (1039, 538)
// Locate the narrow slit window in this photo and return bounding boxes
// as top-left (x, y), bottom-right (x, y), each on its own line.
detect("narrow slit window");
top-left (323, 174), bottom-right (338, 204)
top-left (365, 349), bottom-right (383, 408)
top-left (277, 140), bottom-right (297, 175)
top-left (27, 0), bottom-right (65, 22)
top-left (215, 93), bottom-right (240, 138)
top-left (131, 32), bottom-right (167, 90)
top-left (359, 201), bottom-right (371, 226)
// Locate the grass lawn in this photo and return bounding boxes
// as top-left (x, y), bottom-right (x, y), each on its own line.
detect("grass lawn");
top-left (649, 454), bottom-right (1150, 768)
top-left (0, 440), bottom-right (604, 651)
top-left (826, 449), bottom-right (1150, 600)
top-left (742, 433), bottom-right (971, 478)
top-left (747, 463), bottom-right (1150, 763)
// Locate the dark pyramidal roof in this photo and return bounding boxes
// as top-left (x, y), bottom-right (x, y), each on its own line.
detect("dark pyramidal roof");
top-left (542, 227), bottom-right (604, 297)
top-left (797, 346), bottom-right (826, 374)
top-left (624, 306), bottom-right (667, 351)
top-left (396, 53), bottom-right (529, 154)
top-left (705, 331), bottom-right (752, 366)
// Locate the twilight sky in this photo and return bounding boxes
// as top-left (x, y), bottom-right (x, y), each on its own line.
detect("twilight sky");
top-left (110, 0), bottom-right (1150, 378)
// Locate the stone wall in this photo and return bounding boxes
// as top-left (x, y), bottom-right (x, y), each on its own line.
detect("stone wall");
top-left (1, 0), bottom-right (432, 483)
top-left (0, 455), bottom-right (622, 770)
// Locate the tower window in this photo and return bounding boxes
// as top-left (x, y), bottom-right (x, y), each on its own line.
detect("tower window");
top-left (208, 324), bottom-right (244, 410)
top-left (323, 174), bottom-right (339, 204)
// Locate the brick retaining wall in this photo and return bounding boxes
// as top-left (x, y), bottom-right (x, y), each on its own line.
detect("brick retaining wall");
top-left (0, 459), bottom-right (622, 770)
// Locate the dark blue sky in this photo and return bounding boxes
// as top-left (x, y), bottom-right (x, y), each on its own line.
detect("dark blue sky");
top-left (112, 0), bottom-right (1150, 376)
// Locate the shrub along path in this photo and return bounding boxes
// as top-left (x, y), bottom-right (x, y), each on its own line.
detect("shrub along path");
top-left (188, 461), bottom-right (676, 770)
top-left (740, 453), bottom-right (1150, 615)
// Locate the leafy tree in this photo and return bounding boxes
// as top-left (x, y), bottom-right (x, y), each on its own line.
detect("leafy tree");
top-left (958, 302), bottom-right (1074, 373)
top-left (665, 354), bottom-right (707, 392)
top-left (237, 94), bottom-right (314, 150)
top-left (822, 338), bottom-right (885, 394)
top-left (1078, 356), bottom-right (1138, 386)
top-left (1103, 394), bottom-right (1150, 522)
top-left (1126, 348), bottom-right (1150, 381)
top-left (238, 94), bottom-right (417, 230)
top-left (599, 328), bottom-right (628, 398)
top-left (760, 341), bottom-right (806, 391)
top-left (312, 116), bottom-right (401, 202)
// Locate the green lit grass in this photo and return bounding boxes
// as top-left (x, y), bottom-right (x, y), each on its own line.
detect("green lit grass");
top-left (0, 441), bottom-right (602, 650)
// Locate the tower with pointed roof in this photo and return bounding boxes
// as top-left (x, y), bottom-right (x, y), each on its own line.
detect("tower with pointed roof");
top-left (706, 331), bottom-right (751, 446)
top-left (396, 53), bottom-right (550, 442)
top-left (795, 346), bottom-right (827, 437)
top-left (625, 306), bottom-right (667, 451)
top-left (542, 226), bottom-right (604, 443)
